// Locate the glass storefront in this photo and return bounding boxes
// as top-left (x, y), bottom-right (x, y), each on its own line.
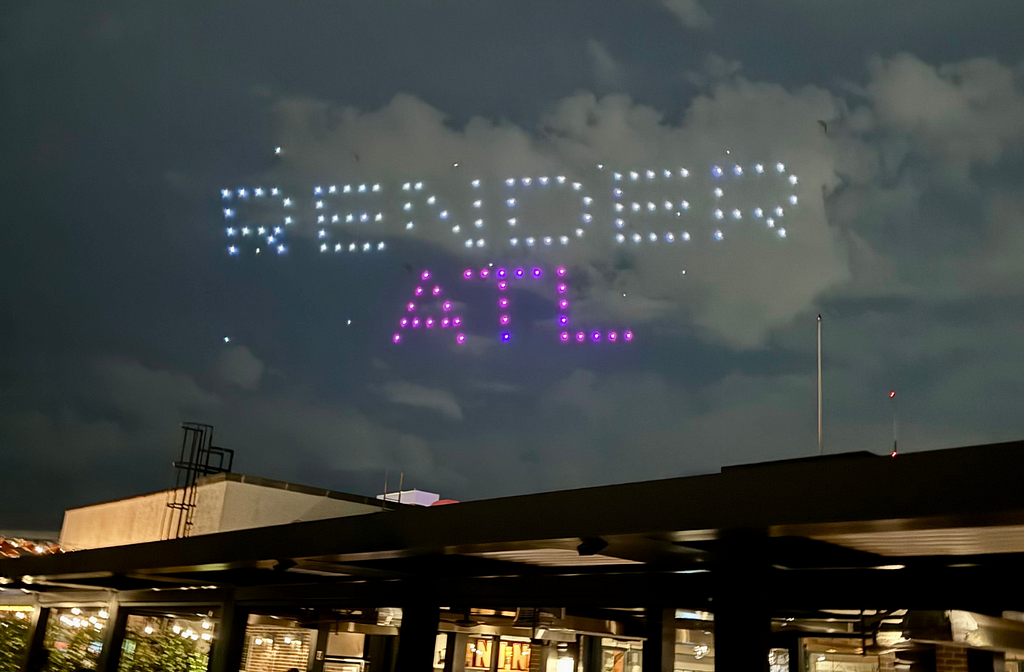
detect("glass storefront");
top-left (118, 613), bottom-right (216, 672)
top-left (0, 607), bottom-right (33, 672)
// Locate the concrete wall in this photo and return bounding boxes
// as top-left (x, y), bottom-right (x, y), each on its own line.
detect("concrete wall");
top-left (59, 477), bottom-right (381, 550)
top-left (217, 480), bottom-right (381, 532)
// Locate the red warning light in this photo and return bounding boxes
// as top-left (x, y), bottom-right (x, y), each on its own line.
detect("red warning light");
top-left (889, 391), bottom-right (896, 398)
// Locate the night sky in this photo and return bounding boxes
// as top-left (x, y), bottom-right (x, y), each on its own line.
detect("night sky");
top-left (3, 1), bottom-right (1024, 531)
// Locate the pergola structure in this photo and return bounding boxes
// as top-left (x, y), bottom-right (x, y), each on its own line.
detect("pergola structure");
top-left (4, 441), bottom-right (1024, 672)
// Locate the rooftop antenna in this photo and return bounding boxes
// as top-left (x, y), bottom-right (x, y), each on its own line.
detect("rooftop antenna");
top-left (382, 470), bottom-right (389, 511)
top-left (817, 314), bottom-right (823, 455)
top-left (397, 472), bottom-right (404, 505)
top-left (889, 390), bottom-right (898, 457)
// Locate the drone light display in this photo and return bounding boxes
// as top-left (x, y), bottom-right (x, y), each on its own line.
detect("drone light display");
top-left (220, 161), bottom-right (798, 255)
top-left (393, 266), bottom-right (632, 345)
top-left (221, 160), bottom-right (800, 344)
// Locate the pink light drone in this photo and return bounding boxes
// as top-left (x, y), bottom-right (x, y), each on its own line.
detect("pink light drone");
top-left (395, 267), bottom-right (632, 346)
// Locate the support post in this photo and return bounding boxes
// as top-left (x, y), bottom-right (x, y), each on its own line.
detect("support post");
top-left (642, 608), bottom-right (675, 672)
top-left (95, 599), bottom-right (128, 672)
top-left (310, 609), bottom-right (331, 672)
top-left (395, 606), bottom-right (440, 672)
top-left (489, 636), bottom-right (501, 672)
top-left (19, 606), bottom-right (50, 672)
top-left (528, 640), bottom-right (550, 672)
top-left (713, 532), bottom-right (771, 672)
top-left (580, 636), bottom-right (602, 672)
top-left (444, 633), bottom-right (468, 672)
top-left (787, 637), bottom-right (803, 672)
top-left (209, 593), bottom-right (248, 672)
top-left (365, 635), bottom-right (399, 672)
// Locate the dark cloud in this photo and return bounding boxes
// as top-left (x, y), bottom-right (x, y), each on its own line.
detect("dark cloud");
top-left (2, 0), bottom-right (1024, 531)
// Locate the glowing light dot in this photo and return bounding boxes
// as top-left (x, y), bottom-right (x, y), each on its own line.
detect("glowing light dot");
top-left (452, 225), bottom-right (461, 233)
top-left (476, 239), bottom-right (485, 247)
top-left (344, 185), bottom-right (352, 193)
top-left (575, 228), bottom-right (584, 237)
top-left (732, 209), bottom-right (742, 219)
top-left (393, 333), bottom-right (401, 343)
top-left (712, 166), bottom-right (723, 177)
top-left (583, 196), bottom-right (593, 205)
top-left (472, 179), bottom-right (481, 187)
top-left (680, 168), bottom-right (689, 177)
top-left (767, 217), bottom-right (775, 227)
top-left (532, 268), bottom-right (542, 278)
top-left (283, 198), bottom-right (292, 206)
top-left (647, 202), bottom-right (656, 212)
top-left (776, 162), bottom-right (786, 173)
top-left (522, 177), bottom-right (532, 186)
top-left (501, 332), bottom-right (511, 342)
top-left (412, 318), bottom-right (421, 327)
top-left (583, 214), bottom-right (592, 222)
top-left (615, 233), bottom-right (625, 243)
top-left (544, 237), bottom-right (552, 245)
top-left (663, 169), bottom-right (672, 178)
top-left (559, 299), bottom-right (568, 309)
top-left (526, 237), bottom-right (535, 246)
top-left (539, 176), bottom-right (549, 184)
top-left (426, 318), bottom-right (435, 328)
top-left (400, 318), bottom-right (409, 327)
top-left (666, 232), bottom-right (675, 242)
top-left (592, 331), bottom-right (601, 342)
top-left (615, 203), bottom-right (624, 212)
top-left (500, 315), bottom-right (510, 325)
top-left (373, 183), bottom-right (381, 192)
top-left (277, 245), bottom-right (285, 254)
top-left (403, 182), bottom-right (411, 190)
top-left (560, 331), bottom-right (570, 342)
top-left (453, 317), bottom-right (462, 325)
top-left (223, 208), bottom-right (234, 217)
top-left (778, 228), bottom-right (787, 238)
top-left (442, 318), bottom-right (450, 327)
top-left (754, 208), bottom-right (763, 218)
top-left (271, 188), bottom-right (279, 195)
top-left (572, 182), bottom-right (581, 190)
top-left (475, 219), bottom-right (483, 228)
top-left (714, 230), bottom-right (724, 240)
top-left (497, 268), bottom-right (507, 278)
top-left (506, 178), bottom-right (515, 186)
top-left (514, 268), bottom-right (524, 278)
top-left (775, 206), bottom-right (784, 217)
top-left (510, 238), bottom-right (519, 246)
top-left (456, 333), bottom-right (466, 344)
top-left (714, 188), bottom-right (723, 198)
top-left (558, 316), bottom-right (568, 326)
top-left (463, 269), bottom-right (473, 279)
top-left (631, 233), bottom-right (641, 243)
top-left (499, 298), bottom-right (509, 308)
top-left (714, 209), bottom-right (724, 219)
top-left (576, 332), bottom-right (585, 342)
top-left (789, 174), bottom-right (798, 185)
top-left (358, 184), bottom-right (366, 193)
top-left (560, 236), bottom-right (569, 245)
top-left (406, 222), bottom-right (414, 230)
top-left (507, 198), bottom-right (516, 207)
top-left (378, 241), bottom-right (386, 251)
top-left (314, 186), bottom-right (322, 194)
top-left (421, 270), bottom-right (431, 280)
top-left (320, 243), bottom-right (327, 252)
top-left (480, 269), bottom-right (490, 278)
top-left (646, 170), bottom-right (655, 179)
top-left (407, 302), bottom-right (416, 312)
top-left (508, 218), bottom-right (517, 226)
top-left (404, 202), bottom-right (412, 211)
top-left (624, 331), bottom-right (633, 341)
top-left (733, 165), bottom-right (743, 176)
top-left (498, 280), bottom-right (508, 290)
top-left (789, 195), bottom-right (798, 205)
top-left (755, 163), bottom-right (764, 174)
top-left (228, 246), bottom-right (238, 255)
top-left (557, 283), bottom-right (567, 293)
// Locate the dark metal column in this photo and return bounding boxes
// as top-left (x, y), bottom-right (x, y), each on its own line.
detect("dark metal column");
top-left (365, 634), bottom-right (399, 672)
top-left (95, 599), bottom-right (128, 672)
top-left (488, 636), bottom-right (501, 672)
top-left (209, 593), bottom-right (249, 672)
top-left (444, 633), bottom-right (468, 672)
top-left (394, 606), bottom-right (440, 672)
top-left (19, 606), bottom-right (50, 672)
top-left (310, 610), bottom-right (331, 672)
top-left (580, 636), bottom-right (603, 672)
top-left (642, 608), bottom-right (675, 672)
top-left (528, 640), bottom-right (550, 672)
top-left (713, 532), bottom-right (771, 672)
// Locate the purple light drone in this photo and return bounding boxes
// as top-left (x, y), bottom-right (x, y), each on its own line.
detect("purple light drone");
top-left (221, 162), bottom-right (797, 255)
top-left (393, 266), bottom-right (632, 346)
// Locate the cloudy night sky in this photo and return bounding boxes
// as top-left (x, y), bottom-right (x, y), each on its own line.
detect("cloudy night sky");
top-left (3, 0), bottom-right (1024, 531)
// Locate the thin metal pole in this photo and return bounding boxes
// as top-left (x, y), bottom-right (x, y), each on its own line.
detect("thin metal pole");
top-left (817, 314), bottom-right (822, 455)
top-left (891, 392), bottom-right (898, 457)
